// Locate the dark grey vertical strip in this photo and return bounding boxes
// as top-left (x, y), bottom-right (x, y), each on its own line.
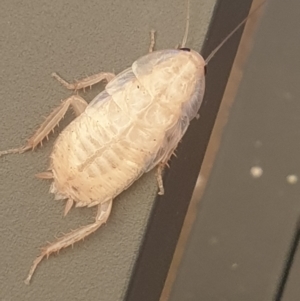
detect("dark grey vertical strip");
top-left (167, 0), bottom-right (300, 300)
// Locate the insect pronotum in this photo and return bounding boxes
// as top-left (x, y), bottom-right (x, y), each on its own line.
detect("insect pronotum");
top-left (0, 0), bottom-right (265, 284)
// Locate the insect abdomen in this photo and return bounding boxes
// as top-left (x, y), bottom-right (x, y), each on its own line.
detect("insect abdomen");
top-left (50, 109), bottom-right (150, 207)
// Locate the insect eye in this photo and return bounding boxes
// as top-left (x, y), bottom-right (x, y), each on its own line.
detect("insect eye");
top-left (204, 65), bottom-right (207, 76)
top-left (179, 47), bottom-right (190, 52)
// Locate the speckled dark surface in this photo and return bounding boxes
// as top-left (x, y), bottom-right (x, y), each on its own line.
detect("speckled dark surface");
top-left (0, 0), bottom-right (215, 300)
top-left (167, 0), bottom-right (300, 300)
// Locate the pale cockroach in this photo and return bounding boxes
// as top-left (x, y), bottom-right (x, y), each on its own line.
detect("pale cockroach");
top-left (0, 0), bottom-right (265, 284)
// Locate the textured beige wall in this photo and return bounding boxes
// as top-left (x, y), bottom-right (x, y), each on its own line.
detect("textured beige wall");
top-left (0, 0), bottom-right (215, 300)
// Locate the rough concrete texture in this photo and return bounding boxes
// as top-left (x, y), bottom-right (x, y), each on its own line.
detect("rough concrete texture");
top-left (0, 0), bottom-right (215, 300)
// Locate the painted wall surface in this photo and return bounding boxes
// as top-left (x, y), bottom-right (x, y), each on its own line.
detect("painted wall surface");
top-left (0, 0), bottom-right (215, 300)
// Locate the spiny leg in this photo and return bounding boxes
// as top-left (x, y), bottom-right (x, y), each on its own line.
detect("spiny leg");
top-left (156, 163), bottom-right (165, 195)
top-left (24, 200), bottom-right (113, 285)
top-left (0, 95), bottom-right (88, 158)
top-left (149, 29), bottom-right (156, 53)
top-left (156, 150), bottom-right (178, 195)
top-left (52, 71), bottom-right (115, 92)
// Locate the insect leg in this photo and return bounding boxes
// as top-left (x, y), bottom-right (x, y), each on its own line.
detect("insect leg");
top-left (24, 199), bottom-right (113, 285)
top-left (155, 150), bottom-right (177, 195)
top-left (156, 163), bottom-right (165, 195)
top-left (149, 29), bottom-right (156, 53)
top-left (52, 72), bottom-right (115, 92)
top-left (35, 171), bottom-right (53, 179)
top-left (64, 198), bottom-right (74, 216)
top-left (0, 95), bottom-right (88, 157)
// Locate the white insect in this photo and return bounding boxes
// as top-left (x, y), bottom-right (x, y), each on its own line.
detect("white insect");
top-left (0, 0), bottom-right (264, 284)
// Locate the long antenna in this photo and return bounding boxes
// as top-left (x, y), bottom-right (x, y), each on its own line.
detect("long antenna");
top-left (205, 1), bottom-right (266, 64)
top-left (181, 0), bottom-right (190, 48)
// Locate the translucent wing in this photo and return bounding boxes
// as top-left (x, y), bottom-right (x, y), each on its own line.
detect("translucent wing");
top-left (87, 67), bottom-right (136, 110)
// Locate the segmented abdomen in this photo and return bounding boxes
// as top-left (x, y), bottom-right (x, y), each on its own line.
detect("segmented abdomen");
top-left (50, 110), bottom-right (160, 207)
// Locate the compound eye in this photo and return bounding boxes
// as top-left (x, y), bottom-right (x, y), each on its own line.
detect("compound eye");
top-left (204, 65), bottom-right (207, 76)
top-left (179, 47), bottom-right (191, 52)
